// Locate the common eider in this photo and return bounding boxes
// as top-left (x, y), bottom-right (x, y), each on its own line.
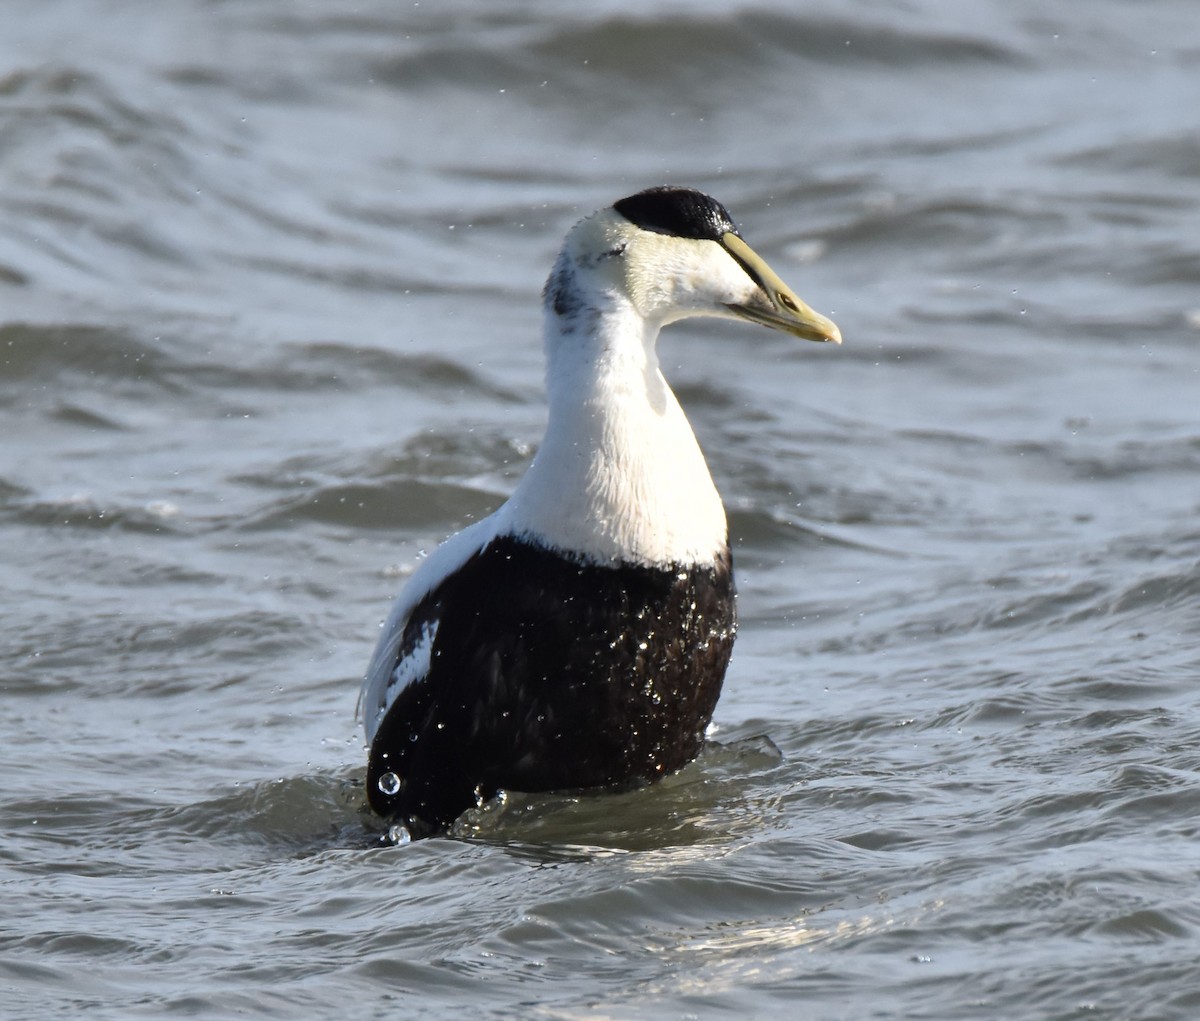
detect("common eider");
top-left (360, 186), bottom-right (840, 838)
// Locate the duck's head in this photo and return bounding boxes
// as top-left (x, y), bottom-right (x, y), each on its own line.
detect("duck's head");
top-left (545, 185), bottom-right (841, 345)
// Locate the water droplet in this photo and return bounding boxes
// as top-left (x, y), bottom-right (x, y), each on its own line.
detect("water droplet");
top-left (387, 823), bottom-right (412, 846)
top-left (377, 771), bottom-right (401, 795)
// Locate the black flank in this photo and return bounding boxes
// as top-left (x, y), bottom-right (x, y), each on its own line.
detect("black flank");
top-left (367, 535), bottom-right (736, 834)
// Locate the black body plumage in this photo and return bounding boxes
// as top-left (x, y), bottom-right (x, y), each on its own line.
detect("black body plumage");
top-left (367, 536), bottom-right (736, 835)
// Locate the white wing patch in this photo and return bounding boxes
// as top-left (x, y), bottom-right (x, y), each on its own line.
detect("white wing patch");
top-left (366, 617), bottom-right (439, 744)
top-left (360, 517), bottom-right (498, 746)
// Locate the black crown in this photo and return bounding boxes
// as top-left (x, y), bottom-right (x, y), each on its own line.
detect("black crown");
top-left (613, 186), bottom-right (740, 242)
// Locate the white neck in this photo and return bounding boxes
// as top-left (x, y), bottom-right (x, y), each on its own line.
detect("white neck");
top-left (495, 290), bottom-right (727, 568)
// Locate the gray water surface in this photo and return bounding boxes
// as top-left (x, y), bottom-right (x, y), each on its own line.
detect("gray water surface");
top-left (2, 2), bottom-right (1199, 1018)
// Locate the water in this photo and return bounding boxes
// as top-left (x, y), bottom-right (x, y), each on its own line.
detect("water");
top-left (2, 1), bottom-right (1198, 1017)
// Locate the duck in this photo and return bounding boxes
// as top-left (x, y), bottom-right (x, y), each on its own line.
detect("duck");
top-left (359, 186), bottom-right (840, 838)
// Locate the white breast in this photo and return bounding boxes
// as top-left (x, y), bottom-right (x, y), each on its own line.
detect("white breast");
top-left (497, 354), bottom-right (727, 568)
